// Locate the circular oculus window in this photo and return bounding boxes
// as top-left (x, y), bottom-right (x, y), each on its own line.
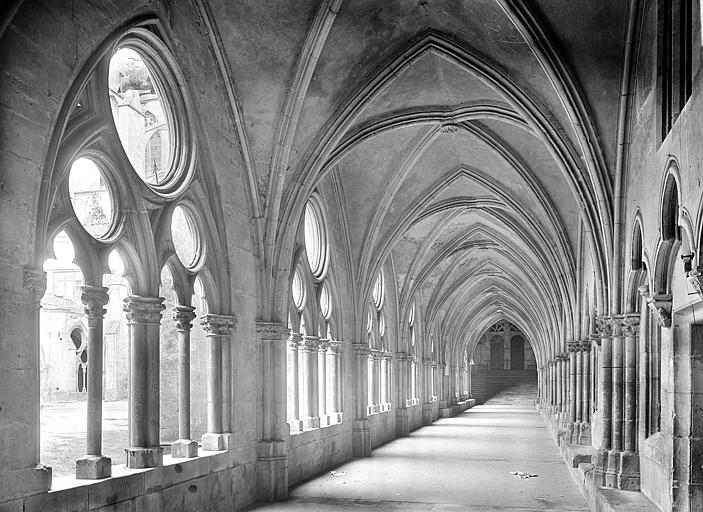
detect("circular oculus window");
top-left (291, 269), bottom-right (306, 311)
top-left (304, 200), bottom-right (327, 279)
top-left (171, 205), bottom-right (201, 270)
top-left (109, 46), bottom-right (176, 187)
top-left (320, 282), bottom-right (331, 319)
top-left (68, 157), bottom-right (114, 239)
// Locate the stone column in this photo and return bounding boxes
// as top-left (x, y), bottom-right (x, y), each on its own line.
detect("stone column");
top-left (352, 343), bottom-right (371, 456)
top-left (433, 362), bottom-right (439, 399)
top-left (171, 305), bottom-right (198, 458)
top-left (201, 314), bottom-right (237, 451)
top-left (256, 322), bottom-right (290, 501)
top-left (287, 333), bottom-right (302, 430)
top-left (395, 352), bottom-right (409, 436)
top-left (422, 357), bottom-right (432, 424)
top-left (606, 315), bottom-right (624, 487)
top-left (564, 341), bottom-right (580, 442)
top-left (555, 356), bottom-right (563, 418)
top-left (593, 317), bottom-right (612, 485)
top-left (380, 353), bottom-right (388, 410)
top-left (76, 286), bottom-right (111, 478)
top-left (580, 339), bottom-right (592, 444)
top-left (437, 362), bottom-right (447, 409)
top-left (318, 339), bottom-right (329, 425)
top-left (562, 353), bottom-right (570, 424)
top-left (328, 340), bottom-right (343, 423)
top-left (618, 313), bottom-right (640, 490)
top-left (300, 335), bottom-right (320, 429)
top-left (123, 296), bottom-right (165, 468)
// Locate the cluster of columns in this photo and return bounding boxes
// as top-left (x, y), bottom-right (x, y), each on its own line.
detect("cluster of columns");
top-left (287, 332), bottom-right (343, 432)
top-left (538, 338), bottom-right (592, 446)
top-left (68, 286), bottom-right (238, 477)
top-left (592, 314), bottom-right (641, 490)
top-left (366, 349), bottom-right (392, 414)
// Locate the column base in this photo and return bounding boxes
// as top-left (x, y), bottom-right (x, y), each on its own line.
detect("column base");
top-left (318, 414), bottom-right (331, 427)
top-left (395, 408), bottom-right (409, 437)
top-left (76, 455), bottom-right (111, 479)
top-left (577, 422), bottom-right (591, 445)
top-left (421, 402), bottom-right (432, 425)
top-left (257, 440), bottom-right (288, 501)
top-left (591, 449), bottom-right (609, 486)
top-left (125, 446), bottom-right (162, 469)
top-left (301, 416), bottom-right (320, 430)
top-left (202, 432), bottom-right (232, 451)
top-left (617, 451), bottom-right (640, 490)
top-left (352, 419), bottom-right (371, 457)
top-left (171, 439), bottom-right (198, 458)
top-left (605, 449), bottom-right (621, 488)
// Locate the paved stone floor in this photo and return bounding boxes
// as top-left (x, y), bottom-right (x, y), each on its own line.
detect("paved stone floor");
top-left (248, 388), bottom-right (587, 511)
top-left (40, 400), bottom-right (129, 477)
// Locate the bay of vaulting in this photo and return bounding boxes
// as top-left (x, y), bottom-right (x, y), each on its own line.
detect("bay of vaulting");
top-left (246, 381), bottom-right (587, 511)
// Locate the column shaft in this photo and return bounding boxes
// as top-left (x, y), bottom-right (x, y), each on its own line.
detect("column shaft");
top-left (611, 317), bottom-right (624, 451)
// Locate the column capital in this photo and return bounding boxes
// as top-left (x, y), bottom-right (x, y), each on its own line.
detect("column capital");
top-left (567, 341), bottom-right (580, 353)
top-left (23, 266), bottom-right (46, 300)
top-left (173, 305), bottom-right (197, 332)
top-left (422, 357), bottom-right (432, 365)
top-left (580, 339), bottom-right (592, 352)
top-left (352, 342), bottom-right (370, 356)
top-left (201, 313), bottom-right (237, 335)
top-left (288, 332), bottom-right (302, 347)
top-left (646, 293), bottom-right (672, 328)
top-left (608, 314), bottom-right (624, 336)
top-left (621, 313), bottom-right (640, 336)
top-left (437, 362), bottom-right (446, 370)
top-left (81, 286), bottom-right (109, 319)
top-left (318, 339), bottom-right (331, 352)
top-left (328, 339), bottom-right (343, 352)
top-left (123, 296), bottom-right (165, 324)
top-left (597, 315), bottom-right (612, 336)
top-left (688, 269), bottom-right (703, 300)
top-left (256, 321), bottom-right (289, 341)
top-left (300, 335), bottom-right (319, 351)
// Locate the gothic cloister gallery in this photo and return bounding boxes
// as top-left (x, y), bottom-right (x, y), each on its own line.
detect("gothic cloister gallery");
top-left (1, 1), bottom-right (703, 511)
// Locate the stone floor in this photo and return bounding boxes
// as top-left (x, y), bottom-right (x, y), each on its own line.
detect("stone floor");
top-left (247, 386), bottom-right (588, 511)
top-left (40, 400), bottom-right (129, 477)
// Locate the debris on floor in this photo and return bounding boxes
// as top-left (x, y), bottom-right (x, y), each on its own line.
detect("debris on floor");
top-left (510, 471), bottom-right (538, 479)
top-left (330, 470), bottom-right (348, 477)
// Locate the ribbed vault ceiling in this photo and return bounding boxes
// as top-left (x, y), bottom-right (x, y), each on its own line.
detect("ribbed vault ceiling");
top-left (205, 0), bottom-right (628, 364)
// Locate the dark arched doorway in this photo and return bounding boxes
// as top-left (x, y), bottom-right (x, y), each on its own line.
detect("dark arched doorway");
top-left (490, 337), bottom-right (503, 369)
top-left (510, 336), bottom-right (524, 370)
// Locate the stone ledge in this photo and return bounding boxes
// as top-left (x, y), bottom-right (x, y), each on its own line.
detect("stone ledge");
top-left (540, 409), bottom-right (659, 512)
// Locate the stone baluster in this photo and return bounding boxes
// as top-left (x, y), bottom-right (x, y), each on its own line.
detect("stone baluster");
top-left (593, 317), bottom-right (613, 485)
top-left (171, 305), bottom-right (198, 458)
top-left (76, 286), bottom-right (111, 478)
top-left (201, 314), bottom-right (237, 450)
top-left (123, 296), bottom-right (165, 468)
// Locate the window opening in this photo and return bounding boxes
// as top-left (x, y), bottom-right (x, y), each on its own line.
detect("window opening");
top-left (68, 157), bottom-right (113, 239)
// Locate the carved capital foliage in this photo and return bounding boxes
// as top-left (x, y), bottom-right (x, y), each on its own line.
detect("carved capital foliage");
top-left (173, 305), bottom-right (197, 332)
top-left (124, 296), bottom-right (165, 324)
top-left (621, 313), bottom-right (640, 337)
top-left (300, 335), bottom-right (319, 351)
top-left (596, 315), bottom-right (611, 337)
top-left (23, 267), bottom-right (46, 300)
top-left (352, 343), bottom-right (370, 357)
top-left (318, 339), bottom-right (331, 351)
top-left (567, 341), bottom-right (580, 353)
top-left (609, 315), bottom-right (624, 336)
top-left (328, 340), bottom-right (343, 353)
top-left (288, 332), bottom-right (302, 348)
top-left (256, 321), bottom-right (288, 341)
top-left (687, 270), bottom-right (703, 301)
top-left (201, 313), bottom-right (237, 336)
top-left (81, 286), bottom-right (109, 319)
top-left (647, 294), bottom-right (672, 328)
top-left (422, 357), bottom-right (432, 366)
top-left (580, 339), bottom-right (592, 352)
